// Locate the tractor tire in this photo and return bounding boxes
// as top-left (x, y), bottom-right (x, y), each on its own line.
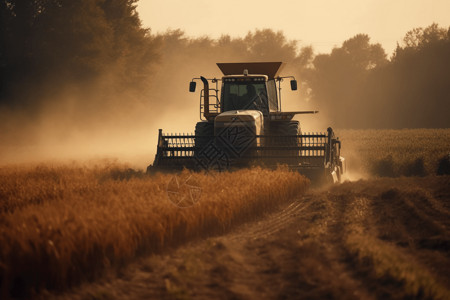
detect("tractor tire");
top-left (277, 120), bottom-right (301, 143)
top-left (195, 121), bottom-right (214, 155)
top-left (265, 121), bottom-right (301, 160)
top-left (266, 120), bottom-right (301, 145)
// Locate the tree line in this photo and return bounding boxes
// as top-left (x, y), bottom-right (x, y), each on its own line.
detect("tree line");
top-left (1, 0), bottom-right (449, 128)
top-left (307, 25), bottom-right (450, 128)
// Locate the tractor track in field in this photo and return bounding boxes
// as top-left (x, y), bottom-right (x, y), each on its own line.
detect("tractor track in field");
top-left (44, 176), bottom-right (450, 300)
top-left (235, 197), bottom-right (313, 240)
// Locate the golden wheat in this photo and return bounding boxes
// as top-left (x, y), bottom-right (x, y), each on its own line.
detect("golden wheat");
top-left (0, 163), bottom-right (309, 296)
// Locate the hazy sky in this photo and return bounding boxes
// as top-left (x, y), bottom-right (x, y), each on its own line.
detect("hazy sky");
top-left (136, 0), bottom-right (450, 55)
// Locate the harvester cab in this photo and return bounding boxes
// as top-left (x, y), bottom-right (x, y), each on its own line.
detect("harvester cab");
top-left (149, 62), bottom-right (345, 184)
top-left (189, 62), bottom-right (315, 122)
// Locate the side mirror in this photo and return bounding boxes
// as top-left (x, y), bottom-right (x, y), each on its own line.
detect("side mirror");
top-left (189, 81), bottom-right (196, 92)
top-left (290, 79), bottom-right (298, 91)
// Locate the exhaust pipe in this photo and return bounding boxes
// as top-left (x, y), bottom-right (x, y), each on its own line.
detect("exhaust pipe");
top-left (200, 76), bottom-right (210, 119)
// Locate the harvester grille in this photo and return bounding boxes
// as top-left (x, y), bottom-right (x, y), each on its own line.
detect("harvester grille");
top-left (158, 133), bottom-right (195, 157)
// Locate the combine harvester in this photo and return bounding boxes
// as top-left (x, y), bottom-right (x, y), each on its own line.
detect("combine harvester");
top-left (149, 62), bottom-right (345, 183)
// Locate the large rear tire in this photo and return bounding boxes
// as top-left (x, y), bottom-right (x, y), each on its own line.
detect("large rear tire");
top-left (277, 120), bottom-right (301, 142)
top-left (194, 121), bottom-right (214, 156)
top-left (266, 120), bottom-right (301, 144)
top-left (265, 120), bottom-right (301, 163)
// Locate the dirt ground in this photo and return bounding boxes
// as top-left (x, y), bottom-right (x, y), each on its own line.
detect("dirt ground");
top-left (43, 176), bottom-right (450, 300)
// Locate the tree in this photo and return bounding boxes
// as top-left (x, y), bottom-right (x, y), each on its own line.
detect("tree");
top-left (306, 34), bottom-right (387, 128)
top-left (0, 0), bottom-right (160, 107)
top-left (101, 0), bottom-right (159, 90)
top-left (243, 29), bottom-right (298, 62)
top-left (385, 23), bottom-right (450, 128)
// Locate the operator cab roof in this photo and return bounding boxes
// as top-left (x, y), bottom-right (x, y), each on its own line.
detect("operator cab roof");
top-left (217, 62), bottom-right (284, 79)
top-left (222, 75), bottom-right (268, 82)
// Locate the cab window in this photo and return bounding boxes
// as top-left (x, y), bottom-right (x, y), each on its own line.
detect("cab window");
top-left (222, 82), bottom-right (269, 115)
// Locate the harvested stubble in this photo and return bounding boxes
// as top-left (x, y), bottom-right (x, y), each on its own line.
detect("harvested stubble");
top-left (0, 164), bottom-right (309, 297)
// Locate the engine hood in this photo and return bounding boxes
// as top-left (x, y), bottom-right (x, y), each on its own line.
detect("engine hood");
top-left (214, 110), bottom-right (264, 136)
top-left (215, 110), bottom-right (263, 122)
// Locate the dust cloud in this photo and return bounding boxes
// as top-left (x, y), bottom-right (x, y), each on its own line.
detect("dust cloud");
top-left (0, 71), bottom-right (202, 169)
top-left (1, 21), bottom-right (448, 170)
top-left (0, 29), bottom-right (313, 169)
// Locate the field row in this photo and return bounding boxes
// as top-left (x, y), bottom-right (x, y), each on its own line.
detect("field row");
top-left (338, 128), bottom-right (450, 177)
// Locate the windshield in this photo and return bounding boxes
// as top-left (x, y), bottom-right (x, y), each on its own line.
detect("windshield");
top-left (222, 82), bottom-right (269, 114)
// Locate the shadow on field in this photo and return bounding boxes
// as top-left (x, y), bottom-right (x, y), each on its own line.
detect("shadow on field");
top-left (437, 155), bottom-right (450, 175)
top-left (105, 168), bottom-right (146, 181)
top-left (370, 155), bottom-right (449, 178)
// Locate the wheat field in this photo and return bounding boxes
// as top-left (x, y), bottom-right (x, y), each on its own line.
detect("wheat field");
top-left (0, 128), bottom-right (449, 298)
top-left (339, 128), bottom-right (450, 177)
top-left (0, 164), bottom-right (309, 298)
